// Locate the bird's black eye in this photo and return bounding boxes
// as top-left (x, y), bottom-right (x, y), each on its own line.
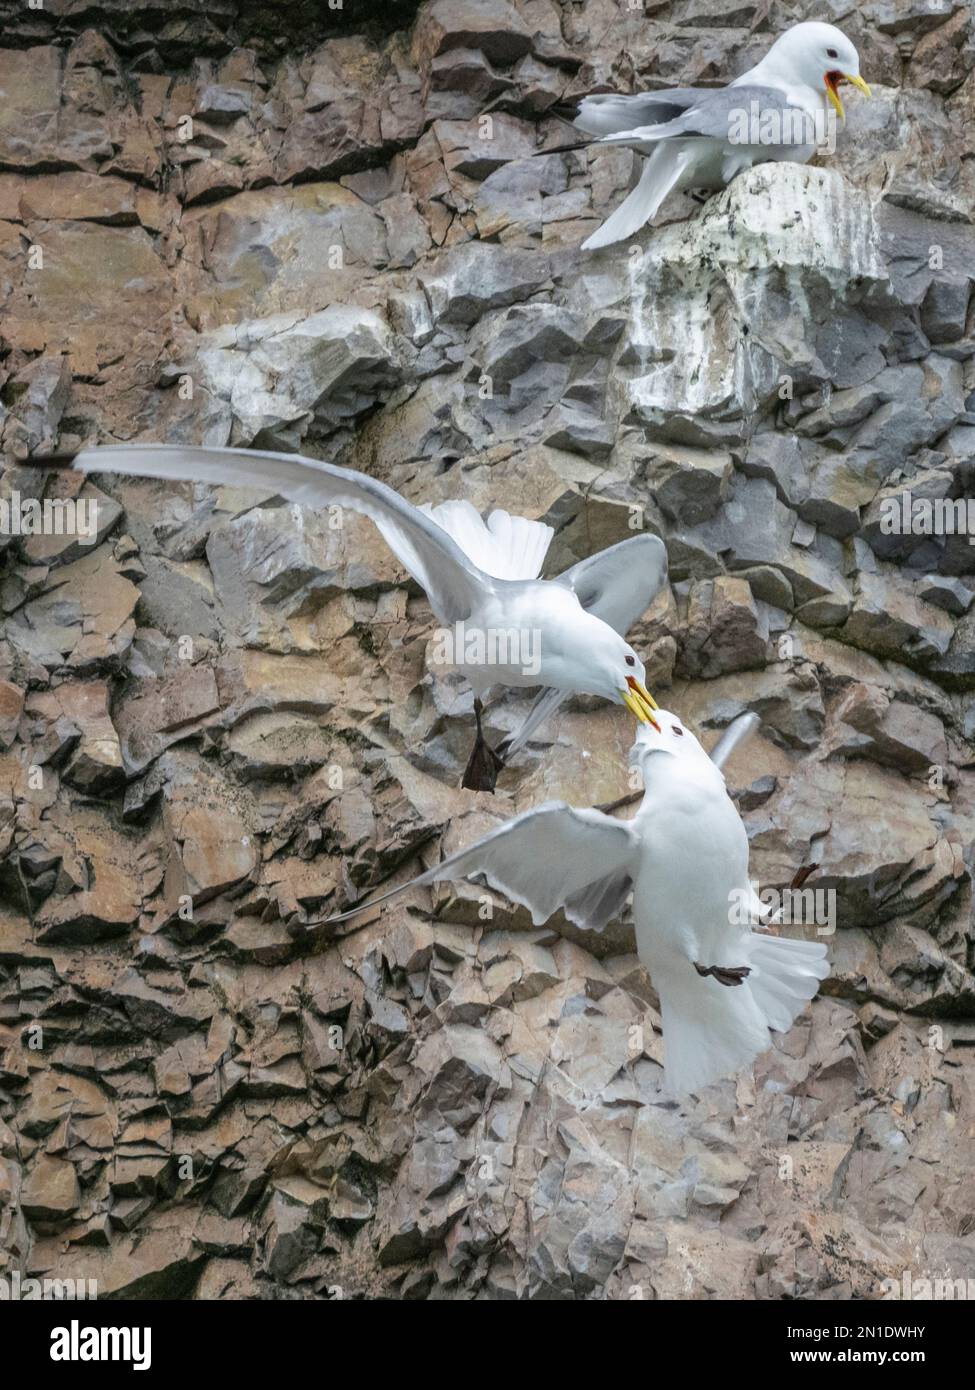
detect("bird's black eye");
top-left (672, 725), bottom-right (684, 736)
top-left (625, 654), bottom-right (636, 667)
top-left (826, 47), bottom-right (838, 58)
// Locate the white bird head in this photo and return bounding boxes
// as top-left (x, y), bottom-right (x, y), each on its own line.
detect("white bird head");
top-left (764, 21), bottom-right (870, 119)
top-left (567, 623), bottom-right (659, 728)
top-left (628, 711), bottom-right (703, 756)
top-left (629, 709), bottom-right (715, 771)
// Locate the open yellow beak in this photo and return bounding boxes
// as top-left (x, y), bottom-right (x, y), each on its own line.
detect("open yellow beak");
top-left (622, 676), bottom-right (661, 731)
top-left (825, 72), bottom-right (871, 120)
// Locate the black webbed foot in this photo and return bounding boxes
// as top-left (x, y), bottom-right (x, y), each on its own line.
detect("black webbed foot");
top-left (694, 962), bottom-right (751, 987)
top-left (461, 698), bottom-right (506, 793)
top-left (461, 737), bottom-right (505, 792)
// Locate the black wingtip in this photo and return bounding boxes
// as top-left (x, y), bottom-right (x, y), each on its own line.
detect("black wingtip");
top-left (549, 102), bottom-right (581, 121)
top-left (534, 138), bottom-right (591, 157)
top-left (285, 898), bottom-right (381, 934)
top-left (20, 452), bottom-right (80, 470)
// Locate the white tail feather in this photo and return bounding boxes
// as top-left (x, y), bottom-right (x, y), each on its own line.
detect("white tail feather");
top-left (421, 500), bottom-right (553, 580)
top-left (659, 932), bottom-right (829, 1096)
top-left (582, 145), bottom-right (689, 250)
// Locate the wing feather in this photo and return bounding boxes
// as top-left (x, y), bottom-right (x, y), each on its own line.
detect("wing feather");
top-left (601, 86), bottom-right (812, 149)
top-left (498, 687), bottom-right (568, 761)
top-left (574, 87), bottom-right (714, 136)
top-left (63, 444), bottom-right (491, 624)
top-left (554, 532), bottom-right (667, 634)
top-left (708, 713), bottom-right (760, 771)
top-left (323, 802), bottom-right (637, 929)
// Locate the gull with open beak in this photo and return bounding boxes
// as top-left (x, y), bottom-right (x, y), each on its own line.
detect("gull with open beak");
top-left (309, 710), bottom-right (830, 1096)
top-left (565, 21), bottom-right (871, 249)
top-left (29, 445), bottom-right (666, 791)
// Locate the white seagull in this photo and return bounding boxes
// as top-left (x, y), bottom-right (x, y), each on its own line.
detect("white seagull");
top-left (319, 710), bottom-right (829, 1095)
top-left (570, 20), bottom-right (871, 249)
top-left (33, 445), bottom-right (667, 790)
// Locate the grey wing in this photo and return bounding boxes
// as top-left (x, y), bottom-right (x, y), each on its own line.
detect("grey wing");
top-left (66, 444), bottom-right (489, 624)
top-left (323, 801), bottom-right (638, 929)
top-left (601, 85), bottom-right (810, 148)
top-left (574, 87), bottom-right (715, 136)
top-left (709, 713), bottom-right (760, 771)
top-left (554, 532), bottom-right (668, 634)
top-left (561, 867), bottom-right (634, 935)
top-left (498, 686), bottom-right (567, 761)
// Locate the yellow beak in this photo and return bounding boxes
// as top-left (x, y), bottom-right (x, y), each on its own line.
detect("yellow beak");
top-left (622, 676), bottom-right (661, 731)
top-left (826, 72), bottom-right (871, 119)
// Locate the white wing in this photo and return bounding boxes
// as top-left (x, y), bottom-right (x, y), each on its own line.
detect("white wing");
top-left (56, 444), bottom-right (492, 625)
top-left (321, 801), bottom-right (638, 930)
top-left (417, 498), bottom-right (553, 580)
top-left (503, 533), bottom-right (668, 759)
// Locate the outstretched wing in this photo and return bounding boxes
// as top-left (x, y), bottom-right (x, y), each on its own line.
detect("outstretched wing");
top-left (36, 444), bottom-right (491, 625)
top-left (553, 532), bottom-right (668, 634)
top-left (322, 801), bottom-right (638, 930)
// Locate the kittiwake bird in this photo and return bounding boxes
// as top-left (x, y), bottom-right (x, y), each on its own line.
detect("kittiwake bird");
top-left (30, 445), bottom-right (667, 792)
top-left (314, 709), bottom-right (829, 1096)
top-left (569, 20), bottom-right (871, 250)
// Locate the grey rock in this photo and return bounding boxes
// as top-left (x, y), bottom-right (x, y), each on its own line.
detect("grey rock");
top-left (413, 0), bottom-right (534, 70)
top-left (1, 355), bottom-right (72, 455)
top-left (919, 573), bottom-right (975, 614)
top-left (680, 576), bottom-right (769, 678)
top-left (921, 276), bottom-right (972, 344)
top-left (842, 570), bottom-right (955, 664)
top-left (198, 305), bottom-right (410, 447)
top-left (419, 244), bottom-right (552, 326)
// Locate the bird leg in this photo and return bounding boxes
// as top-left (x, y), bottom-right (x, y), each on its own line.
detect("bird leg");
top-left (694, 962), bottom-right (751, 987)
top-left (461, 698), bottom-right (506, 793)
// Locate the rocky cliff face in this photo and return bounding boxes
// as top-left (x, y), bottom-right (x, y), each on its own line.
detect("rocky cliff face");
top-left (1, 0), bottom-right (974, 1300)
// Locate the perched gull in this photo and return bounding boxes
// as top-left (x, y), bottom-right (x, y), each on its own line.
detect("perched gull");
top-left (569, 21), bottom-right (870, 249)
top-left (318, 710), bottom-right (829, 1095)
top-left (32, 445), bottom-right (666, 791)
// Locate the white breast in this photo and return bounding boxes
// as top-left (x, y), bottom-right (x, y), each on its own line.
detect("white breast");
top-left (631, 758), bottom-right (750, 971)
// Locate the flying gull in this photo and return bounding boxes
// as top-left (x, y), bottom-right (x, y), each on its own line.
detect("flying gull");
top-left (568, 21), bottom-right (871, 249)
top-left (311, 709), bottom-right (829, 1095)
top-left (32, 445), bottom-right (667, 791)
